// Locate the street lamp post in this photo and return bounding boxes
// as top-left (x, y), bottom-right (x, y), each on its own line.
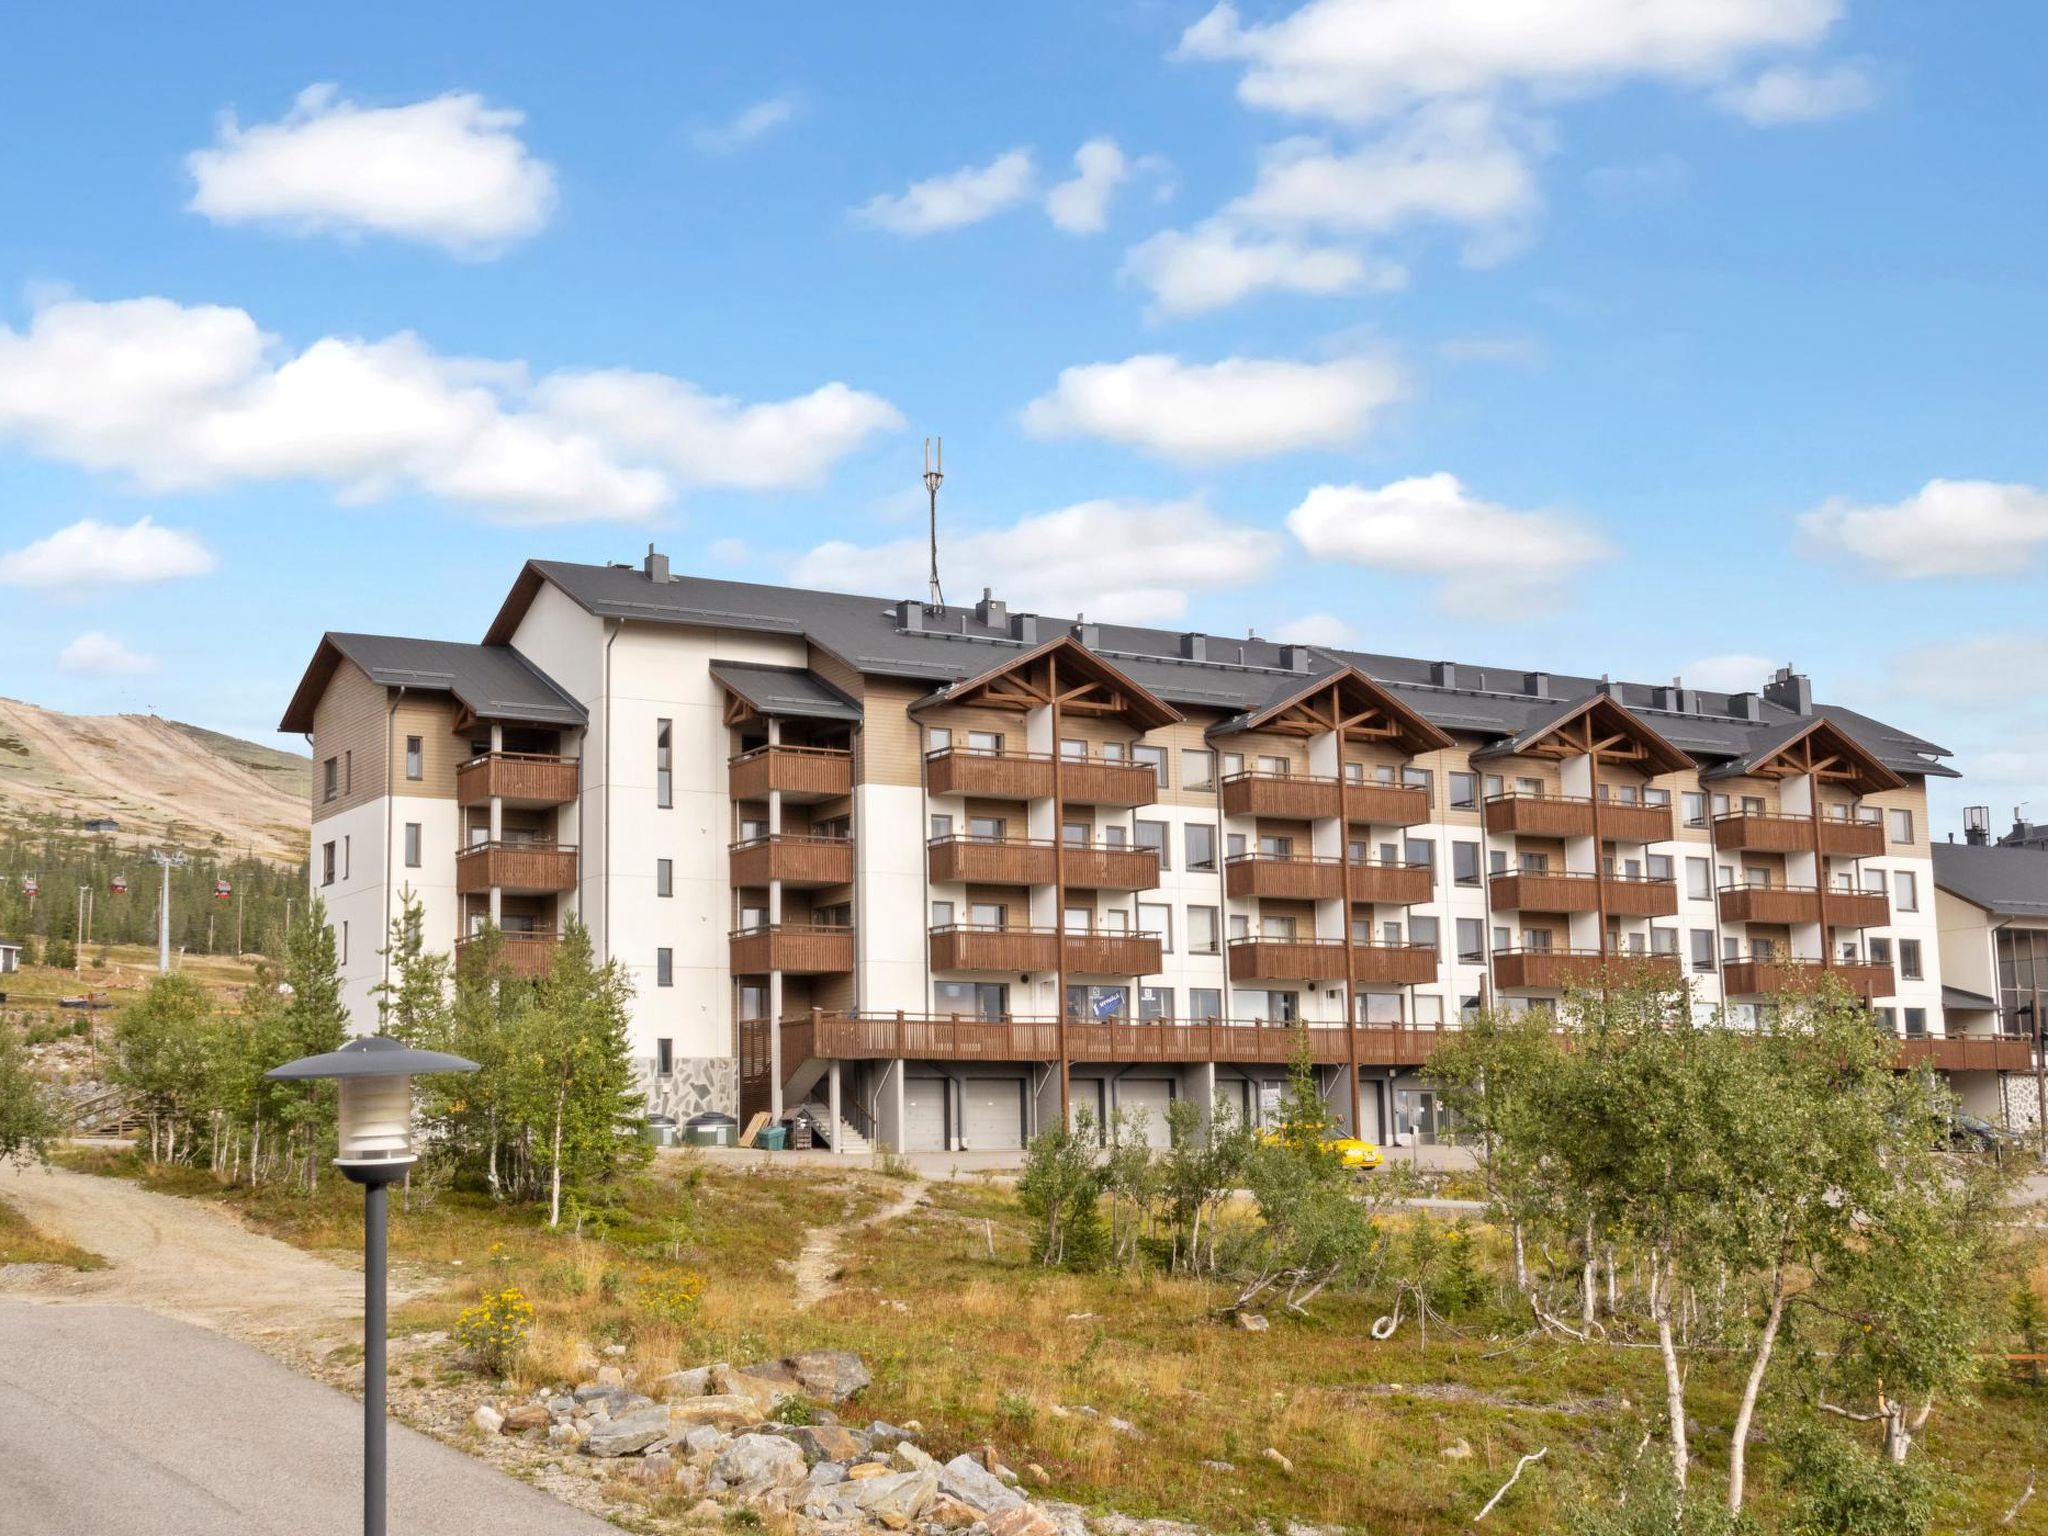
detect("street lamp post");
top-left (265, 1038), bottom-right (477, 1536)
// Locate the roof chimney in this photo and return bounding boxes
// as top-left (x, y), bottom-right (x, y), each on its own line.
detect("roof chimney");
top-left (896, 598), bottom-right (925, 633)
top-left (1282, 644), bottom-right (1314, 673)
top-left (1763, 665), bottom-right (1813, 717)
top-left (1523, 671), bottom-right (1550, 699)
top-left (1964, 805), bottom-right (1990, 846)
top-left (1072, 621), bottom-right (1101, 650)
top-left (1180, 632), bottom-right (1207, 663)
top-left (974, 587), bottom-right (1007, 630)
top-left (643, 543), bottom-right (671, 583)
top-left (1010, 613), bottom-right (1039, 645)
top-left (1731, 692), bottom-right (1763, 722)
top-left (1430, 661), bottom-right (1458, 688)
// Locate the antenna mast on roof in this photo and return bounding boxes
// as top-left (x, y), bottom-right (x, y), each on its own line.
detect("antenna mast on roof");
top-left (923, 436), bottom-right (946, 611)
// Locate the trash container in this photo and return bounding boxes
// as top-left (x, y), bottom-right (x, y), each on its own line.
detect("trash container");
top-left (756, 1124), bottom-right (789, 1151)
top-left (790, 1114), bottom-right (814, 1151)
top-left (683, 1112), bottom-right (738, 1148)
top-left (643, 1114), bottom-right (679, 1148)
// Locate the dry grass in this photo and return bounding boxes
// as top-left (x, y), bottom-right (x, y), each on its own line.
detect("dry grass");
top-left (0, 1191), bottom-right (105, 1269)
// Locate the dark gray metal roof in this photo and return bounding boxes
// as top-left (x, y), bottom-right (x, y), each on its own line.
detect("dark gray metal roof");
top-left (479, 560), bottom-right (1957, 780)
top-left (280, 633), bottom-right (586, 732)
top-left (1933, 844), bottom-right (2048, 919)
top-left (1942, 983), bottom-right (1999, 1011)
top-left (707, 662), bottom-right (861, 723)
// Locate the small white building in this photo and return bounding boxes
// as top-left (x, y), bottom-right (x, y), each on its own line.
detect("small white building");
top-left (0, 940), bottom-right (21, 975)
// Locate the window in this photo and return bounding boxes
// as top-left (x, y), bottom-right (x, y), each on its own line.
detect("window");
top-left (1061, 738), bottom-right (1088, 759)
top-left (1182, 749), bottom-right (1216, 791)
top-left (1380, 919), bottom-right (1402, 944)
top-left (931, 899), bottom-right (956, 927)
top-left (1895, 870), bottom-right (1919, 912)
top-left (1260, 913), bottom-right (1297, 939)
top-left (342, 836), bottom-right (351, 879)
top-left (1409, 915), bottom-right (1439, 952)
top-left (1139, 903), bottom-right (1172, 948)
top-left (1375, 763), bottom-right (1397, 785)
top-left (1402, 766), bottom-right (1432, 805)
top-left (1874, 1006), bottom-right (1896, 1033)
top-left (1899, 939), bottom-right (1922, 981)
top-left (1229, 912), bottom-right (1250, 941)
top-left (1414, 994), bottom-right (1445, 1025)
top-left (1483, 773), bottom-right (1504, 799)
top-left (1186, 822), bottom-right (1217, 871)
top-left (1489, 848), bottom-right (1508, 875)
top-left (1644, 787), bottom-right (1670, 808)
top-left (1343, 762), bottom-right (1364, 783)
top-left (1452, 841), bottom-right (1480, 887)
top-left (1682, 791), bottom-right (1706, 826)
top-left (968, 730), bottom-right (1003, 753)
top-left (1647, 854), bottom-right (1673, 881)
top-left (403, 823), bottom-right (421, 868)
top-left (1063, 820), bottom-right (1091, 846)
top-left (1516, 776), bottom-right (1542, 797)
top-left (1226, 832), bottom-right (1247, 859)
top-left (1525, 928), bottom-right (1554, 953)
top-left (1069, 984), bottom-right (1129, 1020)
top-left (1889, 808), bottom-right (1914, 844)
top-left (1139, 987), bottom-right (1174, 1021)
top-left (969, 815), bottom-right (1006, 842)
top-left (339, 921), bottom-right (348, 965)
top-left (1102, 824), bottom-right (1128, 848)
top-left (1188, 906), bottom-right (1219, 955)
top-left (322, 757), bottom-right (338, 803)
top-left (970, 901), bottom-right (1006, 928)
top-left (1449, 772), bottom-right (1477, 809)
top-left (1690, 929), bottom-right (1715, 972)
top-left (1263, 991), bottom-right (1299, 1024)
top-left (936, 981), bottom-right (1009, 1020)
top-left (655, 719), bottom-right (673, 808)
top-left (1135, 820), bottom-right (1169, 869)
top-left (927, 726), bottom-right (952, 753)
top-left (1222, 751), bottom-right (1244, 778)
top-left (654, 948), bottom-right (673, 987)
top-left (1133, 744), bottom-right (1166, 786)
top-left (1723, 935), bottom-right (1740, 962)
top-left (1257, 832), bottom-right (1294, 858)
top-left (1067, 905), bottom-right (1097, 932)
top-left (656, 858), bottom-right (673, 898)
top-left (1456, 918), bottom-right (1484, 962)
top-left (737, 983), bottom-right (768, 1020)
top-left (1257, 754), bottom-right (1289, 776)
top-left (1190, 987), bottom-right (1223, 1023)
top-left (1361, 993), bottom-right (1404, 1024)
top-left (1712, 793), bottom-right (1730, 818)
top-left (1861, 867), bottom-right (1888, 893)
top-left (1741, 795), bottom-right (1764, 814)
top-left (927, 813), bottom-right (956, 844)
top-left (646, 1038), bottom-right (671, 1077)
top-left (1102, 741), bottom-right (1128, 762)
top-left (1868, 936), bottom-right (1892, 964)
top-left (402, 735), bottom-right (424, 782)
top-left (1903, 1007), bottom-right (1927, 1038)
top-left (1651, 927), bottom-right (1678, 955)
top-left (1405, 837), bottom-right (1435, 871)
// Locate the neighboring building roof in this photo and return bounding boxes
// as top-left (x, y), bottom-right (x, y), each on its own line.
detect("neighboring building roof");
top-left (1933, 843), bottom-right (2048, 920)
top-left (1942, 983), bottom-right (1999, 1011)
top-left (279, 633), bottom-right (586, 733)
top-left (469, 558), bottom-right (1955, 780)
top-left (708, 662), bottom-right (861, 723)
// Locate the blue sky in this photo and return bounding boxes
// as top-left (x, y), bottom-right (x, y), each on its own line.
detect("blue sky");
top-left (0, 1), bottom-right (2043, 833)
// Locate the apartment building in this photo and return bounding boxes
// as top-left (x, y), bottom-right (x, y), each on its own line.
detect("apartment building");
top-left (281, 549), bottom-right (1975, 1150)
top-left (1933, 826), bottom-right (2048, 1129)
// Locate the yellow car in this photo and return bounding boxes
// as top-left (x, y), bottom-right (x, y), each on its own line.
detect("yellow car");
top-left (1258, 1129), bottom-right (1385, 1170)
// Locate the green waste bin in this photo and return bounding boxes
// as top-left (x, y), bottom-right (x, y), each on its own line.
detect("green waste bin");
top-left (756, 1125), bottom-right (789, 1151)
top-left (643, 1115), bottom-right (678, 1148)
top-left (683, 1114), bottom-right (738, 1147)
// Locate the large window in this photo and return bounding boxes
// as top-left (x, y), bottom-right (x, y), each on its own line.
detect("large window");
top-left (968, 730), bottom-right (1003, 753)
top-left (1689, 929), bottom-right (1715, 972)
top-left (1189, 988), bottom-right (1223, 1022)
top-left (1899, 938), bottom-right (1922, 981)
top-left (1456, 918), bottom-right (1484, 962)
top-left (1133, 744), bottom-right (1166, 787)
top-left (1135, 820), bottom-right (1169, 869)
top-left (1188, 906), bottom-right (1219, 955)
top-left (1068, 984), bottom-right (1130, 1020)
top-left (1449, 772), bottom-right (1477, 810)
top-left (935, 980), bottom-right (1008, 1020)
top-left (1895, 870), bottom-right (1919, 912)
top-left (1182, 749), bottom-right (1216, 791)
top-left (655, 719), bottom-right (673, 808)
top-left (1186, 822), bottom-right (1217, 871)
top-left (1452, 841), bottom-right (1480, 886)
top-left (1138, 903), bottom-right (1172, 949)
top-left (1682, 791), bottom-right (1706, 827)
top-left (1409, 915), bottom-right (1440, 953)
top-left (1139, 986), bottom-right (1174, 1021)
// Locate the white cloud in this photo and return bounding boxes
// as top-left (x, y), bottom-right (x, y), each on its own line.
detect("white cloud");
top-left (1175, 0), bottom-right (1843, 124)
top-left (1893, 635), bottom-right (2048, 710)
top-left (1045, 138), bottom-right (1130, 234)
top-left (855, 149), bottom-right (1037, 235)
top-left (59, 631), bottom-right (157, 677)
top-left (1715, 62), bottom-right (1875, 124)
top-left (0, 516), bottom-right (217, 588)
top-left (791, 498), bottom-right (1282, 624)
top-left (690, 94), bottom-right (800, 153)
top-left (1286, 472), bottom-right (1612, 616)
top-left (0, 294), bottom-right (899, 523)
top-left (1678, 653), bottom-right (1778, 694)
top-left (1799, 479), bottom-right (2048, 578)
top-left (1020, 353), bottom-right (1405, 464)
top-left (1274, 613), bottom-right (1356, 646)
top-left (1122, 219), bottom-right (1395, 317)
top-left (185, 84), bottom-right (555, 255)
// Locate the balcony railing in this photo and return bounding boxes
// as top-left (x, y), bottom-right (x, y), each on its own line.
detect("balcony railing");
top-left (1484, 792), bottom-right (1596, 839)
top-left (456, 752), bottom-right (579, 808)
top-left (1717, 884), bottom-right (1890, 928)
top-left (1223, 935), bottom-right (1433, 985)
top-left (927, 835), bottom-right (1057, 887)
top-left (1722, 957), bottom-right (1894, 1000)
top-left (1492, 947), bottom-right (1683, 991)
top-left (1712, 810), bottom-right (1885, 858)
top-left (929, 924), bottom-right (1059, 973)
top-left (455, 840), bottom-right (578, 894)
top-left (454, 928), bottom-right (559, 979)
top-left (1060, 842), bottom-right (1162, 890)
top-left (1344, 781), bottom-right (1433, 827)
top-left (1223, 854), bottom-right (1433, 906)
top-left (1058, 757), bottom-right (1161, 807)
top-left (1894, 1033), bottom-right (2033, 1072)
top-left (729, 835), bottom-right (854, 889)
top-left (1220, 771), bottom-right (1340, 821)
top-left (1348, 860), bottom-right (1434, 905)
top-left (1065, 930), bottom-right (1164, 975)
top-left (728, 922), bottom-right (855, 975)
top-left (1486, 870), bottom-right (1679, 918)
top-left (925, 747), bottom-right (1054, 801)
top-left (729, 744), bottom-right (853, 803)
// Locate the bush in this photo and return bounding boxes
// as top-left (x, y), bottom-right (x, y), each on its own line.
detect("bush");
top-left (635, 1269), bottom-right (705, 1328)
top-left (1780, 1420), bottom-right (1936, 1536)
top-left (455, 1286), bottom-right (535, 1375)
top-left (1017, 1112), bottom-right (1109, 1270)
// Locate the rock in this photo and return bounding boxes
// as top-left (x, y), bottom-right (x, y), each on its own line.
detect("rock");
top-left (470, 1404), bottom-right (505, 1435)
top-left (714, 1433), bottom-right (810, 1490)
top-left (681, 1425), bottom-right (730, 1456)
top-left (852, 1469), bottom-right (939, 1529)
top-left (1200, 1460), bottom-right (1236, 1474)
top-left (575, 1382), bottom-right (626, 1407)
top-left (667, 1394), bottom-right (764, 1430)
top-left (548, 1421), bottom-right (585, 1450)
top-left (1025, 1464), bottom-right (1050, 1485)
top-left (546, 1396), bottom-right (576, 1417)
top-left (807, 1461), bottom-right (848, 1488)
top-left (602, 1344), bottom-right (628, 1358)
top-left (868, 1420), bottom-right (917, 1452)
top-left (715, 1362), bottom-right (793, 1415)
top-left (586, 1408), bottom-right (671, 1458)
top-left (1441, 1438), bottom-right (1473, 1461)
top-left (501, 1403), bottom-right (552, 1434)
top-left (847, 1461), bottom-right (895, 1480)
top-left (940, 1453), bottom-right (1025, 1514)
top-left (986, 1505), bottom-right (1062, 1536)
top-left (1262, 1447), bottom-right (1294, 1474)
top-left (596, 1363), bottom-right (626, 1385)
top-left (1107, 1416), bottom-right (1140, 1438)
top-left (928, 1494), bottom-right (985, 1527)
top-left (640, 1452), bottom-right (676, 1483)
top-left (1235, 1313), bottom-right (1269, 1333)
top-left (790, 1423), bottom-right (868, 1463)
top-left (687, 1498), bottom-right (723, 1521)
top-left (788, 1349), bottom-right (872, 1402)
top-left (661, 1366), bottom-right (715, 1400)
top-left (893, 1441), bottom-right (938, 1473)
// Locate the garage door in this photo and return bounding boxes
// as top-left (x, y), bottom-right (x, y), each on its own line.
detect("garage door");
top-left (902, 1079), bottom-right (947, 1151)
top-left (959, 1079), bottom-right (1025, 1151)
top-left (1116, 1079), bottom-right (1174, 1148)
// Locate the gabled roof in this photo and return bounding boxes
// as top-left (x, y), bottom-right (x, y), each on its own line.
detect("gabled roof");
top-left (709, 662), bottom-right (861, 723)
top-left (1212, 664), bottom-right (1455, 753)
top-left (1471, 692), bottom-right (1695, 775)
top-left (1942, 983), bottom-right (1998, 1011)
top-left (1933, 843), bottom-right (2048, 920)
top-left (279, 633), bottom-right (585, 734)
top-left (914, 635), bottom-right (1184, 730)
top-left (1700, 716), bottom-right (1904, 794)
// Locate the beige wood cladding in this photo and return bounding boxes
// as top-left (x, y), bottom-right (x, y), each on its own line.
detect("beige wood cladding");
top-left (856, 679), bottom-right (925, 786)
top-left (456, 753), bottom-right (578, 807)
top-left (729, 835), bottom-right (855, 888)
top-left (1712, 812), bottom-right (1885, 858)
top-left (1065, 932), bottom-right (1163, 974)
top-left (1717, 886), bottom-right (1888, 928)
top-left (1723, 958), bottom-right (1892, 1000)
top-left (392, 696), bottom-right (470, 800)
top-left (309, 658), bottom-right (389, 821)
top-left (728, 744), bottom-right (854, 801)
top-left (805, 645), bottom-right (865, 703)
top-left (730, 924), bottom-right (856, 975)
top-left (1494, 950), bottom-right (1683, 990)
top-left (927, 838), bottom-right (1057, 886)
top-left (455, 843), bottom-right (578, 894)
top-left (1060, 845), bottom-right (1160, 890)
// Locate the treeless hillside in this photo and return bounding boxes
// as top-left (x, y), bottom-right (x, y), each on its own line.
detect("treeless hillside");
top-left (0, 697), bottom-right (308, 866)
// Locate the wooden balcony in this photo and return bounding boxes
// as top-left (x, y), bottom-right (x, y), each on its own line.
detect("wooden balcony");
top-left (1227, 936), bottom-right (1349, 983)
top-left (729, 835), bottom-right (854, 889)
top-left (1348, 861), bottom-right (1434, 905)
top-left (1712, 811), bottom-right (1885, 858)
top-left (1895, 1034), bottom-right (2033, 1072)
top-left (1221, 772), bottom-right (1339, 821)
top-left (930, 925), bottom-right (1058, 973)
top-left (729, 923), bottom-right (855, 975)
top-left (927, 836), bottom-right (1056, 887)
top-left (1599, 801), bottom-right (1676, 843)
top-left (1225, 854), bottom-right (1340, 902)
top-left (1604, 874), bottom-right (1681, 918)
top-left (1350, 941), bottom-right (1440, 986)
top-left (455, 840), bottom-right (578, 895)
top-left (1065, 931), bottom-right (1164, 975)
top-left (1484, 793), bottom-right (1596, 839)
top-left (456, 753), bottom-right (579, 808)
top-left (1490, 870), bottom-right (1600, 913)
top-left (1492, 948), bottom-right (1683, 991)
top-left (1717, 886), bottom-right (1890, 928)
top-left (1722, 958), bottom-right (1894, 1000)
top-left (729, 745), bottom-right (853, 803)
top-left (455, 928), bottom-right (558, 979)
top-left (925, 748), bottom-right (1053, 800)
top-left (1058, 758), bottom-right (1160, 807)
top-left (1061, 843), bottom-right (1161, 890)
top-left (1343, 782), bottom-right (1432, 827)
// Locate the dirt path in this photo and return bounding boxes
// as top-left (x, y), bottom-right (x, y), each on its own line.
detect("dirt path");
top-left (790, 1178), bottom-right (929, 1310)
top-left (0, 1164), bottom-right (365, 1346)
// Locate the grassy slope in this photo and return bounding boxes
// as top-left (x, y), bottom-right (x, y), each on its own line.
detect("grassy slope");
top-left (164, 720), bottom-right (312, 803)
top-left (0, 1194), bottom-right (104, 1269)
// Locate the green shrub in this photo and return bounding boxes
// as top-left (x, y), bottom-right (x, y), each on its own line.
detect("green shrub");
top-left (455, 1287), bottom-right (534, 1375)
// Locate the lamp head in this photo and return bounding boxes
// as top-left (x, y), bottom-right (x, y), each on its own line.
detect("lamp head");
top-left (266, 1037), bottom-right (478, 1185)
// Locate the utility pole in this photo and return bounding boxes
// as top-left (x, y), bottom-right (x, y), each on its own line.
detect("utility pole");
top-left (236, 885), bottom-right (244, 955)
top-left (149, 850), bottom-right (187, 975)
top-left (75, 885), bottom-right (87, 977)
top-left (922, 436), bottom-right (945, 610)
